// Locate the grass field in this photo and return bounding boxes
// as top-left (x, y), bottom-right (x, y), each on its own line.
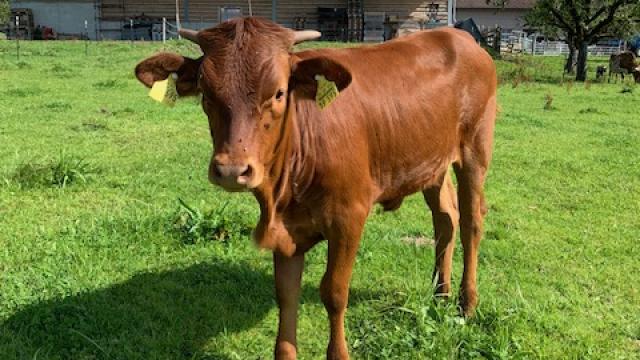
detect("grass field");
top-left (0, 39), bottom-right (639, 359)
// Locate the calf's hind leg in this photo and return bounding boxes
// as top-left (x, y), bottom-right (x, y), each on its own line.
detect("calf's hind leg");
top-left (423, 171), bottom-right (459, 299)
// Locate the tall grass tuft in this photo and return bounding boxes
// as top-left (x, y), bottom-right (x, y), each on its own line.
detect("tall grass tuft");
top-left (171, 198), bottom-right (252, 244)
top-left (544, 93), bottom-right (555, 111)
top-left (11, 152), bottom-right (95, 188)
top-left (50, 153), bottom-right (94, 187)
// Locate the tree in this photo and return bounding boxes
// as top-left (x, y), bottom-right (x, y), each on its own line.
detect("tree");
top-left (524, 0), bottom-right (640, 81)
top-left (0, 0), bottom-right (9, 27)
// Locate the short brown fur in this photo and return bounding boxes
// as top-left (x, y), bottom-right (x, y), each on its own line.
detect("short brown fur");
top-left (135, 17), bottom-right (497, 360)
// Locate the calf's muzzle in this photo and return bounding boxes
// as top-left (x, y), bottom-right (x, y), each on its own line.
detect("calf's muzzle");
top-left (209, 154), bottom-right (260, 191)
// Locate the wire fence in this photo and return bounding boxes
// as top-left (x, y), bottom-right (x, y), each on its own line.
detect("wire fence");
top-left (500, 31), bottom-right (626, 57)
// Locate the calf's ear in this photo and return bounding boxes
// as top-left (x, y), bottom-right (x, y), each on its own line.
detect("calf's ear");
top-left (290, 56), bottom-right (352, 93)
top-left (135, 52), bottom-right (202, 96)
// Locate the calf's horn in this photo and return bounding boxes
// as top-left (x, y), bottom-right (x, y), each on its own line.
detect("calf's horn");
top-left (179, 28), bottom-right (199, 44)
top-left (293, 30), bottom-right (321, 44)
top-left (179, 27), bottom-right (320, 45)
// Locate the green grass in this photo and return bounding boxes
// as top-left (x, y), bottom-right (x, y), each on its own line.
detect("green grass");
top-left (1, 39), bottom-right (639, 359)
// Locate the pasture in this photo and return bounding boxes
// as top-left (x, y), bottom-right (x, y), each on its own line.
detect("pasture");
top-left (0, 40), bottom-right (639, 359)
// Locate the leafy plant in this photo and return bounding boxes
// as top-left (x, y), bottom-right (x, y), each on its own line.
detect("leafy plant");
top-left (50, 153), bottom-right (93, 187)
top-left (171, 198), bottom-right (252, 244)
top-left (10, 152), bottom-right (94, 188)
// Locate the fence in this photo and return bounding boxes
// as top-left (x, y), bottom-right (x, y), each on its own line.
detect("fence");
top-left (499, 31), bottom-right (625, 57)
top-left (154, 18), bottom-right (218, 42)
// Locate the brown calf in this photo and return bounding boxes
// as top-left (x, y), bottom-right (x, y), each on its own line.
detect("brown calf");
top-left (609, 51), bottom-right (639, 83)
top-left (135, 17), bottom-right (497, 360)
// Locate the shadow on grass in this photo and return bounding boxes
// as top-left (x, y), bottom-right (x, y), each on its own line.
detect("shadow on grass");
top-left (2, 261), bottom-right (275, 359)
top-left (1, 258), bottom-right (386, 360)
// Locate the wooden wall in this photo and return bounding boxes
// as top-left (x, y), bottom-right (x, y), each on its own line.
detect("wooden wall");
top-left (275, 0), bottom-right (449, 30)
top-left (188, 0), bottom-right (272, 22)
top-left (100, 0), bottom-right (450, 29)
top-left (101, 0), bottom-right (171, 20)
top-left (275, 0), bottom-right (346, 28)
top-left (364, 0), bottom-right (449, 24)
top-left (100, 0), bottom-right (272, 22)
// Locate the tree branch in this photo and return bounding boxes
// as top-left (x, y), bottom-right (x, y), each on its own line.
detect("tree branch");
top-left (587, 0), bottom-right (632, 39)
top-left (549, 6), bottom-right (575, 33)
top-left (585, 6), bottom-right (608, 26)
top-left (568, 0), bottom-right (582, 29)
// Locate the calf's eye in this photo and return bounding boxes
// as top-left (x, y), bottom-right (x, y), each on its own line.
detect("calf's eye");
top-left (275, 89), bottom-right (285, 101)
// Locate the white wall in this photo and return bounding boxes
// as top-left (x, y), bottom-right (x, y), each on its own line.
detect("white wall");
top-left (11, 0), bottom-right (97, 39)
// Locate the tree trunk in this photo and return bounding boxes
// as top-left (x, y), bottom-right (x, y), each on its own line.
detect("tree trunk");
top-left (565, 37), bottom-right (576, 74)
top-left (576, 41), bottom-right (588, 82)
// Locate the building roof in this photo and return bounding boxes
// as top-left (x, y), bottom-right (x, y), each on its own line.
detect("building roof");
top-left (456, 0), bottom-right (536, 9)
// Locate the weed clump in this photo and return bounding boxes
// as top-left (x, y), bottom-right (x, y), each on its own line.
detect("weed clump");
top-left (578, 107), bottom-right (600, 114)
top-left (93, 80), bottom-right (123, 89)
top-left (11, 153), bottom-right (95, 188)
top-left (51, 64), bottom-right (71, 73)
top-left (42, 101), bottom-right (72, 111)
top-left (171, 198), bottom-right (252, 244)
top-left (620, 85), bottom-right (634, 94)
top-left (544, 93), bottom-right (554, 111)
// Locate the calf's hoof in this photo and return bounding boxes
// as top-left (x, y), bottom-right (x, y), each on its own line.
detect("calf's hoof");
top-left (275, 342), bottom-right (297, 360)
top-left (433, 285), bottom-right (451, 302)
top-left (326, 341), bottom-right (349, 360)
top-left (458, 288), bottom-right (478, 317)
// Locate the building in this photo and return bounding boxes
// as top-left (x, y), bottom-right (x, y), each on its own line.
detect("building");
top-left (455, 0), bottom-right (535, 32)
top-left (10, 0), bottom-right (99, 39)
top-left (10, 0), bottom-right (457, 40)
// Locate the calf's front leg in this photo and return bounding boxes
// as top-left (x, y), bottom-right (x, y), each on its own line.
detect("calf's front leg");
top-left (320, 207), bottom-right (367, 360)
top-left (274, 252), bottom-right (304, 360)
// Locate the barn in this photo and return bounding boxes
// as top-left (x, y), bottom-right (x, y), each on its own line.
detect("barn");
top-left (9, 0), bottom-right (456, 40)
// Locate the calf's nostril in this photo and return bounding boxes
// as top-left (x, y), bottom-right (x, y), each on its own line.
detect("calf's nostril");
top-left (213, 164), bottom-right (223, 178)
top-left (240, 165), bottom-right (252, 178)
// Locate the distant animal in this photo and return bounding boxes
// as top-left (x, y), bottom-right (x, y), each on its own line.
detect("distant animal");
top-left (135, 17), bottom-right (497, 360)
top-left (608, 51), bottom-right (638, 83)
top-left (596, 65), bottom-right (607, 81)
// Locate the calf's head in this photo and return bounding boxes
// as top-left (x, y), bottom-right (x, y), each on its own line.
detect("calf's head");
top-left (135, 17), bottom-right (351, 192)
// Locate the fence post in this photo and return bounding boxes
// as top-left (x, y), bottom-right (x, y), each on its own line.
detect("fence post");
top-left (84, 20), bottom-right (89, 55)
top-left (15, 16), bottom-right (20, 61)
top-left (162, 17), bottom-right (167, 44)
top-left (130, 19), bottom-right (134, 45)
top-left (175, 0), bottom-right (181, 38)
top-left (532, 33), bottom-right (536, 55)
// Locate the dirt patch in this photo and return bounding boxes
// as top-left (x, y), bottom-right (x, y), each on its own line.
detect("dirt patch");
top-left (401, 236), bottom-right (435, 247)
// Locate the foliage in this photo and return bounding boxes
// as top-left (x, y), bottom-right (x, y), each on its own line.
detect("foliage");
top-left (524, 0), bottom-right (640, 41)
top-left (523, 0), bottom-right (640, 81)
top-left (0, 41), bottom-right (639, 359)
top-left (0, 0), bottom-right (8, 27)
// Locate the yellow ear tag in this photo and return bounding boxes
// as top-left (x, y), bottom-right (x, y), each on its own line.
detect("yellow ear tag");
top-left (149, 73), bottom-right (178, 107)
top-left (315, 75), bottom-right (339, 109)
